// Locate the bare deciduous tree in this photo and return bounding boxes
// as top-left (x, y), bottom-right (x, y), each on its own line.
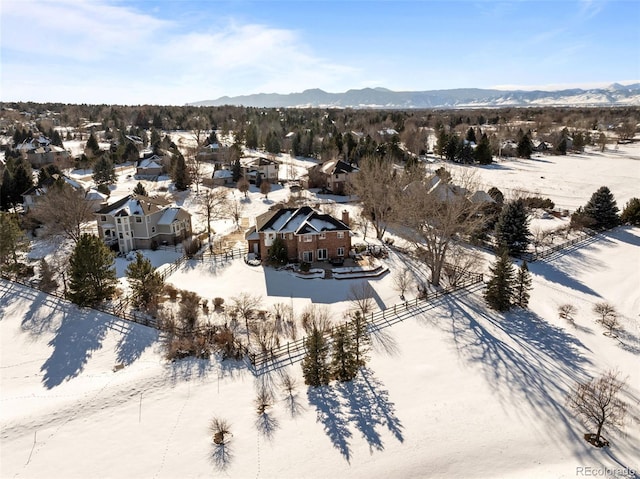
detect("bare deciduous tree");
top-left (566, 370), bottom-right (628, 447)
top-left (347, 156), bottom-right (400, 240)
top-left (210, 417), bottom-right (232, 445)
top-left (250, 318), bottom-right (278, 353)
top-left (398, 171), bottom-right (484, 286)
top-left (300, 304), bottom-right (331, 334)
top-left (199, 189), bottom-right (229, 249)
top-left (31, 183), bottom-right (95, 244)
top-left (593, 302), bottom-right (620, 336)
top-left (443, 244), bottom-right (482, 287)
top-left (228, 197), bottom-right (246, 231)
top-left (392, 267), bottom-right (412, 299)
top-left (558, 304), bottom-right (577, 325)
top-left (237, 177), bottom-right (250, 198)
top-left (231, 292), bottom-right (263, 338)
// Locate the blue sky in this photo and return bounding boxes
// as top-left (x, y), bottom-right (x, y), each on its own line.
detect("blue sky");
top-left (1, 0), bottom-right (639, 105)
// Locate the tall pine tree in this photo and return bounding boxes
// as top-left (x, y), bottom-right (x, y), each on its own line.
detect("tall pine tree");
top-left (67, 234), bottom-right (117, 306)
top-left (484, 250), bottom-right (515, 312)
top-left (301, 327), bottom-right (330, 387)
top-left (331, 325), bottom-right (359, 382)
top-left (126, 252), bottom-right (164, 312)
top-left (172, 153), bottom-right (191, 191)
top-left (582, 186), bottom-right (620, 230)
top-left (494, 199), bottom-right (531, 256)
top-left (514, 260), bottom-right (532, 308)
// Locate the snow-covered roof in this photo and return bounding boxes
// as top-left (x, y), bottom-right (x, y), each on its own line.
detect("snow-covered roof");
top-left (137, 157), bottom-right (162, 169)
top-left (258, 206), bottom-right (349, 235)
top-left (469, 190), bottom-right (496, 204)
top-left (317, 159), bottom-right (358, 175)
top-left (158, 207), bottom-right (181, 225)
top-left (213, 169), bottom-right (233, 179)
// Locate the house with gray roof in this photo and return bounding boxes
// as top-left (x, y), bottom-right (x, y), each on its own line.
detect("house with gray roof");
top-left (96, 194), bottom-right (192, 252)
top-left (246, 206), bottom-right (351, 263)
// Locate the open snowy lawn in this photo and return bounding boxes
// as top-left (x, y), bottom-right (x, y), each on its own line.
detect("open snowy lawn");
top-left (438, 143), bottom-right (640, 211)
top-left (1, 226), bottom-right (638, 479)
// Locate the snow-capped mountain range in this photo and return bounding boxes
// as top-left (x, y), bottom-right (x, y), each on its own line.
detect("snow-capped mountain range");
top-left (191, 83), bottom-right (640, 108)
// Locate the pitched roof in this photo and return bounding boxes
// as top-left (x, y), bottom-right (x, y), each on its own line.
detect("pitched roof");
top-left (257, 206), bottom-right (350, 235)
top-left (96, 194), bottom-right (170, 216)
top-left (317, 159), bottom-right (358, 175)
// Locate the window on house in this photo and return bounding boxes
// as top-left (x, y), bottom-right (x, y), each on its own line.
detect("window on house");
top-left (337, 247), bottom-right (345, 257)
top-left (337, 232), bottom-right (344, 239)
top-left (135, 217), bottom-right (142, 223)
top-left (151, 226), bottom-right (156, 233)
top-left (117, 218), bottom-right (121, 224)
top-left (304, 235), bottom-right (312, 242)
top-left (319, 232), bottom-right (326, 240)
top-left (100, 215), bottom-right (106, 222)
top-left (119, 233), bottom-right (123, 239)
top-left (289, 234), bottom-right (293, 240)
top-left (303, 251), bottom-right (313, 262)
top-left (317, 249), bottom-right (327, 260)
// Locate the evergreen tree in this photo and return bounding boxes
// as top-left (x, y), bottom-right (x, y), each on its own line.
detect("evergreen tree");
top-left (38, 258), bottom-right (58, 293)
top-left (514, 260), bottom-right (532, 308)
top-left (435, 128), bottom-right (448, 158)
top-left (0, 213), bottom-right (27, 267)
top-left (494, 199), bottom-right (531, 256)
top-left (484, 250), bottom-right (515, 312)
top-left (231, 158), bottom-right (242, 182)
top-left (1, 169), bottom-right (14, 210)
top-left (92, 155), bottom-right (116, 186)
top-left (67, 234), bottom-right (117, 306)
top-left (265, 131), bottom-right (281, 154)
top-left (133, 182), bottom-right (147, 196)
top-left (487, 186), bottom-right (504, 205)
top-left (267, 236), bottom-right (288, 264)
top-left (555, 128), bottom-right (569, 155)
top-left (466, 127), bottom-right (476, 144)
top-left (172, 153), bottom-right (191, 191)
top-left (301, 327), bottom-right (330, 387)
top-left (475, 133), bottom-right (493, 165)
top-left (331, 325), bottom-right (359, 382)
top-left (350, 311), bottom-right (370, 366)
top-left (51, 130), bottom-right (64, 147)
top-left (85, 132), bottom-right (101, 156)
top-left (12, 161), bottom-right (34, 205)
top-left (620, 197), bottom-right (640, 226)
top-left (582, 186), bottom-right (620, 230)
top-left (245, 124), bottom-right (259, 149)
top-left (517, 133), bottom-right (533, 158)
top-left (125, 251), bottom-right (164, 312)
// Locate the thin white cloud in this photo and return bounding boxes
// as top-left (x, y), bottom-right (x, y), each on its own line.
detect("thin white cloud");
top-left (1, 0), bottom-right (358, 103)
top-left (491, 80), bottom-right (639, 91)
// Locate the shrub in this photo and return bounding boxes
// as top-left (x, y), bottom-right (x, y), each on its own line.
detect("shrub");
top-left (210, 417), bottom-right (231, 445)
top-left (164, 284), bottom-right (178, 301)
top-left (214, 297), bottom-right (225, 309)
top-left (183, 237), bottom-right (202, 258)
top-left (522, 196), bottom-right (555, 210)
top-left (299, 262), bottom-right (310, 272)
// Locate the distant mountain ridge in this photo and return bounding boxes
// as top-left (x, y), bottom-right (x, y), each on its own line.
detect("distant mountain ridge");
top-left (191, 84), bottom-right (640, 109)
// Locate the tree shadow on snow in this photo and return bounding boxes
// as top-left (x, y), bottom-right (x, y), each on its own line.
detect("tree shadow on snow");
top-left (307, 385), bottom-right (353, 462)
top-left (112, 319), bottom-right (158, 365)
top-left (528, 260), bottom-right (602, 298)
top-left (40, 307), bottom-right (111, 389)
top-left (307, 369), bottom-right (404, 461)
top-left (255, 412), bottom-right (279, 441)
top-left (434, 293), bottom-right (593, 444)
top-left (336, 368), bottom-right (404, 453)
top-left (210, 442), bottom-right (233, 472)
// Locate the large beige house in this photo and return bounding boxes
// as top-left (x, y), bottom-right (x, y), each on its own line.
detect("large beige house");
top-left (96, 195), bottom-right (192, 252)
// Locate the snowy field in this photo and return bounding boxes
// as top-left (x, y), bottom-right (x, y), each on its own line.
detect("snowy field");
top-left (1, 142), bottom-right (639, 478)
top-left (1, 226), bottom-right (639, 478)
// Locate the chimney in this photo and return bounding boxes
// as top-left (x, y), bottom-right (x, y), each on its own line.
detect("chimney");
top-left (341, 210), bottom-right (349, 226)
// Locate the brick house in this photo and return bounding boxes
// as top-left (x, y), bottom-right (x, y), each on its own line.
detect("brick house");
top-left (246, 206), bottom-right (351, 263)
top-left (96, 194), bottom-right (192, 253)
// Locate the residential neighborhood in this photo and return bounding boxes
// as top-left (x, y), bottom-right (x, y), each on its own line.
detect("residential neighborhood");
top-left (1, 100), bottom-right (638, 479)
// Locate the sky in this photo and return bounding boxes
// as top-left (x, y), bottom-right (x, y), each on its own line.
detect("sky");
top-left (1, 0), bottom-right (639, 105)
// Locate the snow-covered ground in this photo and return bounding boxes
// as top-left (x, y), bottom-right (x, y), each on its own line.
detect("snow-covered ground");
top-left (2, 139), bottom-right (638, 479)
top-left (1, 226), bottom-right (638, 478)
